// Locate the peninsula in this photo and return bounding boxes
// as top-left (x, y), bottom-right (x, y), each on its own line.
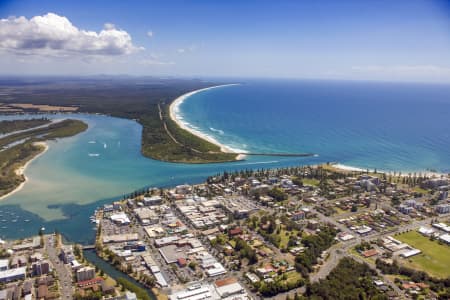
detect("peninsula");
top-left (0, 78), bottom-right (241, 163)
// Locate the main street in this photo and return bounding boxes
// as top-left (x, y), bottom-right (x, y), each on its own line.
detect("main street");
top-left (44, 235), bottom-right (74, 299)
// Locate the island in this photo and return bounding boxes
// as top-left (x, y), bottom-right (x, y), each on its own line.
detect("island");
top-left (0, 119), bottom-right (88, 198)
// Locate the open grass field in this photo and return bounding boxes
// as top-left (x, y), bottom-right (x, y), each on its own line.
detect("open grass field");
top-left (302, 178), bottom-right (320, 186)
top-left (396, 231), bottom-right (450, 278)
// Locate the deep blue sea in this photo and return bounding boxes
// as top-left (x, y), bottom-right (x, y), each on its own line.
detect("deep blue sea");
top-left (180, 80), bottom-right (450, 173)
top-left (0, 79), bottom-right (449, 243)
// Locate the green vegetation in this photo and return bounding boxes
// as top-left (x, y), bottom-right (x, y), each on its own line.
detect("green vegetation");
top-left (0, 118), bottom-right (50, 134)
top-left (376, 259), bottom-right (450, 299)
top-left (0, 142), bottom-right (45, 196)
top-left (116, 278), bottom-right (152, 300)
top-left (141, 105), bottom-right (236, 163)
top-left (0, 119), bottom-right (87, 197)
top-left (0, 78), bottom-right (237, 163)
top-left (305, 257), bottom-right (388, 300)
top-left (302, 178), bottom-right (320, 186)
top-left (256, 271), bottom-right (305, 297)
top-left (295, 226), bottom-right (338, 277)
top-left (396, 231), bottom-right (450, 278)
top-left (234, 237), bottom-right (258, 264)
top-left (0, 119), bottom-right (87, 148)
top-left (267, 187), bottom-right (288, 201)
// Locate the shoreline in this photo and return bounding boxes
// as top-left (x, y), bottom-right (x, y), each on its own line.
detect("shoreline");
top-left (0, 141), bottom-right (49, 201)
top-left (169, 84), bottom-right (246, 160)
top-left (330, 163), bottom-right (445, 178)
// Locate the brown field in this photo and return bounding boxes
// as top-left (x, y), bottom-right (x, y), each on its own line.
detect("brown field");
top-left (8, 103), bottom-right (79, 112)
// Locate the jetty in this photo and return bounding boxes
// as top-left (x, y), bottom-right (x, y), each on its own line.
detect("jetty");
top-left (237, 152), bottom-right (315, 157)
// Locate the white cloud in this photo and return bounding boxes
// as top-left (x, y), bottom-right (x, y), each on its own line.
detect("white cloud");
top-left (147, 30), bottom-right (153, 38)
top-left (177, 44), bottom-right (198, 54)
top-left (0, 13), bottom-right (142, 56)
top-left (140, 53), bottom-right (174, 66)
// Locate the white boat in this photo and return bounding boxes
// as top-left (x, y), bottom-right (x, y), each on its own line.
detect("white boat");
top-left (88, 153), bottom-right (100, 157)
top-left (88, 141), bottom-right (96, 144)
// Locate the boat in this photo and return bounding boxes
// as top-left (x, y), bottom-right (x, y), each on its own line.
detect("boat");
top-left (88, 153), bottom-right (100, 157)
top-left (88, 141), bottom-right (96, 144)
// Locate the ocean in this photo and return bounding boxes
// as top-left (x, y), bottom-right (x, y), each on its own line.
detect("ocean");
top-left (0, 79), bottom-right (449, 242)
top-left (180, 79), bottom-right (450, 173)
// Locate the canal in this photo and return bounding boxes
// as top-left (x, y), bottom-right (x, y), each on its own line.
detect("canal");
top-left (83, 249), bottom-right (156, 300)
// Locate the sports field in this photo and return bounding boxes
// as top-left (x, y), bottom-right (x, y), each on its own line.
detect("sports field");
top-left (396, 231), bottom-right (450, 278)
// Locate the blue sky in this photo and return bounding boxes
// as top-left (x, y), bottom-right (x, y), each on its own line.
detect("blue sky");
top-left (0, 0), bottom-right (449, 82)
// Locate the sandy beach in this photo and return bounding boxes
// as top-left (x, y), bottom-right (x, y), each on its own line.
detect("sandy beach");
top-left (331, 163), bottom-right (445, 178)
top-left (169, 84), bottom-right (246, 160)
top-left (0, 141), bottom-right (49, 201)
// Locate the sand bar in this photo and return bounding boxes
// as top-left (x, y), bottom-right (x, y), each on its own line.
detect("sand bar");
top-left (0, 141), bottom-right (49, 200)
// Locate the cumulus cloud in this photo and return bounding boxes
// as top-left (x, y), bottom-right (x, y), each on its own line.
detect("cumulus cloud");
top-left (0, 13), bottom-right (142, 56)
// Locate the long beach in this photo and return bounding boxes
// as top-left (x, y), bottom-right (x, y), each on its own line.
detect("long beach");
top-left (169, 84), bottom-right (246, 160)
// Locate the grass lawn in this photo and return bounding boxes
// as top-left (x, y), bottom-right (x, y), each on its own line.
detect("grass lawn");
top-left (413, 186), bottom-right (429, 195)
top-left (302, 178), bottom-right (320, 186)
top-left (279, 228), bottom-right (299, 248)
top-left (396, 231), bottom-right (450, 278)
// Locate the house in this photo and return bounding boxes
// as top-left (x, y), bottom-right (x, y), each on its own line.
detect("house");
top-left (229, 227), bottom-right (242, 236)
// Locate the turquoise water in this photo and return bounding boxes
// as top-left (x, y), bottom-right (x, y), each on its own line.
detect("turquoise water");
top-left (0, 113), bottom-right (317, 242)
top-left (1, 79), bottom-right (449, 243)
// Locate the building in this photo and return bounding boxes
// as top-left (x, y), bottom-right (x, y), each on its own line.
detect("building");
top-left (60, 245), bottom-right (75, 264)
top-left (0, 267), bottom-right (26, 283)
top-left (436, 204), bottom-right (450, 214)
top-left (76, 266), bottom-right (96, 282)
top-left (110, 212), bottom-right (131, 225)
top-left (133, 207), bottom-right (159, 225)
top-left (291, 211), bottom-right (305, 221)
top-left (143, 196), bottom-right (163, 206)
top-left (32, 261), bottom-right (50, 276)
top-left (439, 234), bottom-right (450, 244)
top-left (398, 205), bottom-right (414, 215)
top-left (439, 191), bottom-right (448, 200)
top-left (0, 259), bottom-right (8, 271)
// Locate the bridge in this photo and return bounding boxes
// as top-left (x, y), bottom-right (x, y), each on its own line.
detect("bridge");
top-left (81, 245), bottom-right (96, 250)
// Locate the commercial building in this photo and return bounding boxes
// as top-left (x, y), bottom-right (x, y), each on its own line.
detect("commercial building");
top-left (0, 267), bottom-right (26, 283)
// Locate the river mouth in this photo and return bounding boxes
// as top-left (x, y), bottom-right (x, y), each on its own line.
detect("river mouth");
top-left (0, 113), bottom-right (319, 242)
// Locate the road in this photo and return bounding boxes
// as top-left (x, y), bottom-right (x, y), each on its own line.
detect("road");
top-left (45, 235), bottom-right (74, 300)
top-left (310, 208), bottom-right (450, 297)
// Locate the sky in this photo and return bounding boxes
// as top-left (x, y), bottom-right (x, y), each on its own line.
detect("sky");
top-left (0, 0), bottom-right (450, 82)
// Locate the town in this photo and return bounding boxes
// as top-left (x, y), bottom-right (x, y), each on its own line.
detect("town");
top-left (1, 164), bottom-right (449, 299)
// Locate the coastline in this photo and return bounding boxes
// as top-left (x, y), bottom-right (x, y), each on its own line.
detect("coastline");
top-left (330, 163), bottom-right (445, 178)
top-left (169, 84), bottom-right (246, 160)
top-left (0, 141), bottom-right (49, 201)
